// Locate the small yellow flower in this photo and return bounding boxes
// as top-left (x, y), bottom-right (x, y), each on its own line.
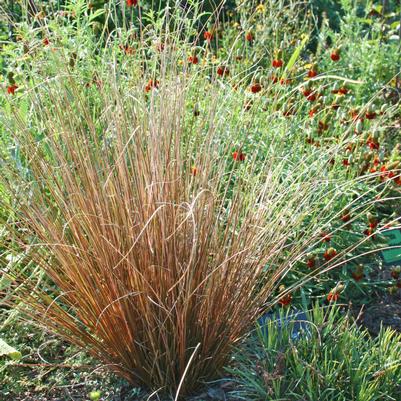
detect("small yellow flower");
top-left (256, 4), bottom-right (265, 13)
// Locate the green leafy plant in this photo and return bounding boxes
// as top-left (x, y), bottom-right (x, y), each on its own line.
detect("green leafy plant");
top-left (231, 304), bottom-right (401, 401)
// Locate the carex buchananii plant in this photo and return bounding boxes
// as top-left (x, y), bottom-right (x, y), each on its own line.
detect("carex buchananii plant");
top-left (0, 8), bottom-right (391, 399)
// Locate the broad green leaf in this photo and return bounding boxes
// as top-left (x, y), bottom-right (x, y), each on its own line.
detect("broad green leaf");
top-left (0, 339), bottom-right (22, 360)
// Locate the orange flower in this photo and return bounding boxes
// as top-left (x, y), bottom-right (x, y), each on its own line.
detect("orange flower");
top-left (245, 32), bottom-right (253, 42)
top-left (327, 284), bottom-right (343, 301)
top-left (327, 292), bottom-right (339, 302)
top-left (232, 151), bottom-right (246, 162)
top-left (203, 31), bottom-right (213, 42)
top-left (119, 44), bottom-right (134, 55)
top-left (145, 79), bottom-right (159, 92)
top-left (309, 108), bottom-right (318, 118)
top-left (7, 84), bottom-right (18, 95)
top-left (278, 294), bottom-right (292, 306)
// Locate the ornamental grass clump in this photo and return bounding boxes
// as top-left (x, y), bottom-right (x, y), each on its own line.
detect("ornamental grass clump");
top-left (0, 17), bottom-right (393, 401)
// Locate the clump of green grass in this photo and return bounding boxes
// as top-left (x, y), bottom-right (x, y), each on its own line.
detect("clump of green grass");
top-left (230, 304), bottom-right (401, 401)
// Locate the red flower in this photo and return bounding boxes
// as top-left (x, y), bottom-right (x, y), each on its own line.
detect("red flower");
top-left (352, 272), bottom-right (364, 281)
top-left (350, 109), bottom-right (359, 121)
top-left (365, 111), bottom-right (376, 120)
top-left (272, 59), bottom-right (284, 68)
top-left (307, 93), bottom-right (317, 102)
top-left (119, 44), bottom-right (134, 55)
top-left (324, 247), bottom-right (337, 261)
top-left (245, 32), bottom-right (253, 42)
top-left (250, 83), bottom-right (262, 93)
top-left (327, 292), bottom-right (339, 302)
top-left (278, 294), bottom-right (292, 307)
top-left (204, 31), bottom-right (213, 42)
top-left (379, 165), bottom-right (393, 181)
top-left (232, 151), bottom-right (246, 162)
top-left (391, 268), bottom-right (400, 280)
top-left (308, 69), bottom-right (318, 78)
top-left (43, 37), bottom-right (50, 46)
top-left (321, 232), bottom-right (331, 242)
top-left (309, 108), bottom-right (318, 118)
top-left (367, 139), bottom-right (379, 150)
top-left (271, 75), bottom-right (279, 84)
top-left (217, 66), bottom-right (229, 76)
top-left (330, 50), bottom-right (340, 61)
top-left (342, 159), bottom-right (350, 167)
top-left (306, 257), bottom-right (316, 269)
top-left (327, 284), bottom-right (343, 302)
top-left (338, 87), bottom-right (348, 95)
top-left (191, 166), bottom-right (198, 176)
top-left (127, 0), bottom-right (138, 6)
top-left (188, 55), bottom-right (199, 65)
top-left (145, 79), bottom-right (159, 92)
top-left (318, 120), bottom-right (329, 131)
top-left (341, 212), bottom-right (351, 222)
top-left (7, 84), bottom-right (18, 95)
top-left (364, 228), bottom-right (376, 239)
